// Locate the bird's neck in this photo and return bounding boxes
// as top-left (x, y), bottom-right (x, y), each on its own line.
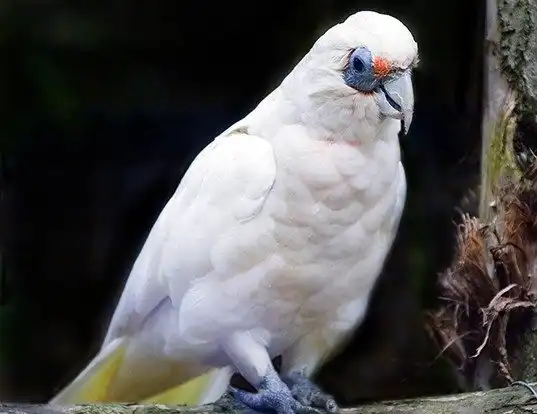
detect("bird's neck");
top-left (224, 77), bottom-right (400, 148)
top-left (243, 89), bottom-right (388, 147)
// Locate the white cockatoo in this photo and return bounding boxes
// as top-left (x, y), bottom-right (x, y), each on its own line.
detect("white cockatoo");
top-left (50, 10), bottom-right (418, 414)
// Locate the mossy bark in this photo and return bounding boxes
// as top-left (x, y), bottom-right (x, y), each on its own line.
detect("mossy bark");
top-left (480, 0), bottom-right (537, 220)
top-left (497, 0), bottom-right (537, 117)
top-left (479, 0), bottom-right (519, 223)
top-left (480, 0), bottom-right (537, 385)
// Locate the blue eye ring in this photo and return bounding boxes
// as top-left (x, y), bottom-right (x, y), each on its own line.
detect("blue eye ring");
top-left (343, 47), bottom-right (378, 92)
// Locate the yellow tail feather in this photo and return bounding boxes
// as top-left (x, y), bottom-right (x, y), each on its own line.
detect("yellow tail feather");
top-left (141, 370), bottom-right (216, 405)
top-left (75, 344), bottom-right (126, 402)
top-left (50, 338), bottom-right (127, 404)
top-left (51, 337), bottom-right (230, 406)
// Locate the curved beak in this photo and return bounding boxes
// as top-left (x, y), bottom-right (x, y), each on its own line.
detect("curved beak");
top-left (375, 70), bottom-right (414, 135)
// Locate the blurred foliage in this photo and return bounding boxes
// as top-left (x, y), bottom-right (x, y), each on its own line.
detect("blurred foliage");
top-left (0, 0), bottom-right (483, 404)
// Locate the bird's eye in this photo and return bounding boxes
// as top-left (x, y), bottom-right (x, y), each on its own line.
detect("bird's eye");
top-left (352, 56), bottom-right (365, 73)
top-left (343, 47), bottom-right (376, 92)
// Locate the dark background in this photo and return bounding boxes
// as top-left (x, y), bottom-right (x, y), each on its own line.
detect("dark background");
top-left (0, 0), bottom-right (483, 404)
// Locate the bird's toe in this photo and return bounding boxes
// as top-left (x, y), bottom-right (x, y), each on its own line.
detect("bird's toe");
top-left (282, 370), bottom-right (338, 413)
top-left (228, 371), bottom-right (323, 414)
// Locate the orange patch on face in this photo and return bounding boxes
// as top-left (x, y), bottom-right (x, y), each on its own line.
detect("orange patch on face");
top-left (373, 57), bottom-right (392, 77)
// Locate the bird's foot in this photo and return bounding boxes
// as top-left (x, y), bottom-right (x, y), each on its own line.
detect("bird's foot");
top-left (282, 369), bottom-right (338, 413)
top-left (229, 370), bottom-right (322, 414)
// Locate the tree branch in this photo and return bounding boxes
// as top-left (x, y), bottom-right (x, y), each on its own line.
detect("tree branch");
top-left (2, 385), bottom-right (537, 414)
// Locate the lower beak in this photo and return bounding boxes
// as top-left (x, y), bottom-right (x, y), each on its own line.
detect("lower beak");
top-left (375, 70), bottom-right (414, 135)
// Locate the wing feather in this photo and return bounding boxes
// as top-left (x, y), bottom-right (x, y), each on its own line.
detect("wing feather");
top-left (102, 132), bottom-right (276, 346)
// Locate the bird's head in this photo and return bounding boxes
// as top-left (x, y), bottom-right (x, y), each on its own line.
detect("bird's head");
top-left (284, 11), bottom-right (418, 140)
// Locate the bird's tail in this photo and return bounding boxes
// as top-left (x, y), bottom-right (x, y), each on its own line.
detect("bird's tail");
top-left (142, 366), bottom-right (233, 406)
top-left (49, 337), bottom-right (127, 404)
top-left (49, 336), bottom-right (233, 406)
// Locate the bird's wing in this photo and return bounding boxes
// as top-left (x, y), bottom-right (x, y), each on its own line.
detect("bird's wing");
top-left (102, 131), bottom-right (276, 346)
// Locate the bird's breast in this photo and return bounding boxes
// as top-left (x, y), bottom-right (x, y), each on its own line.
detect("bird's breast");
top-left (265, 135), bottom-right (404, 317)
top-left (270, 135), bottom-right (401, 253)
top-left (168, 134), bottom-right (405, 355)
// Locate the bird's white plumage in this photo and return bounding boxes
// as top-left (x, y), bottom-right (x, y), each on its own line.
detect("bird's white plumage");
top-left (100, 122), bottom-right (406, 394)
top-left (103, 134), bottom-right (277, 347)
top-left (53, 10), bottom-right (417, 405)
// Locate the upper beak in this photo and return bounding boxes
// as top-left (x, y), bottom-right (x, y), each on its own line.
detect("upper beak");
top-left (375, 70), bottom-right (414, 135)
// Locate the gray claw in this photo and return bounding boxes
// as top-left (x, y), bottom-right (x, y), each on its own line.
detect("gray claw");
top-left (228, 371), bottom-right (322, 414)
top-left (282, 369), bottom-right (338, 413)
